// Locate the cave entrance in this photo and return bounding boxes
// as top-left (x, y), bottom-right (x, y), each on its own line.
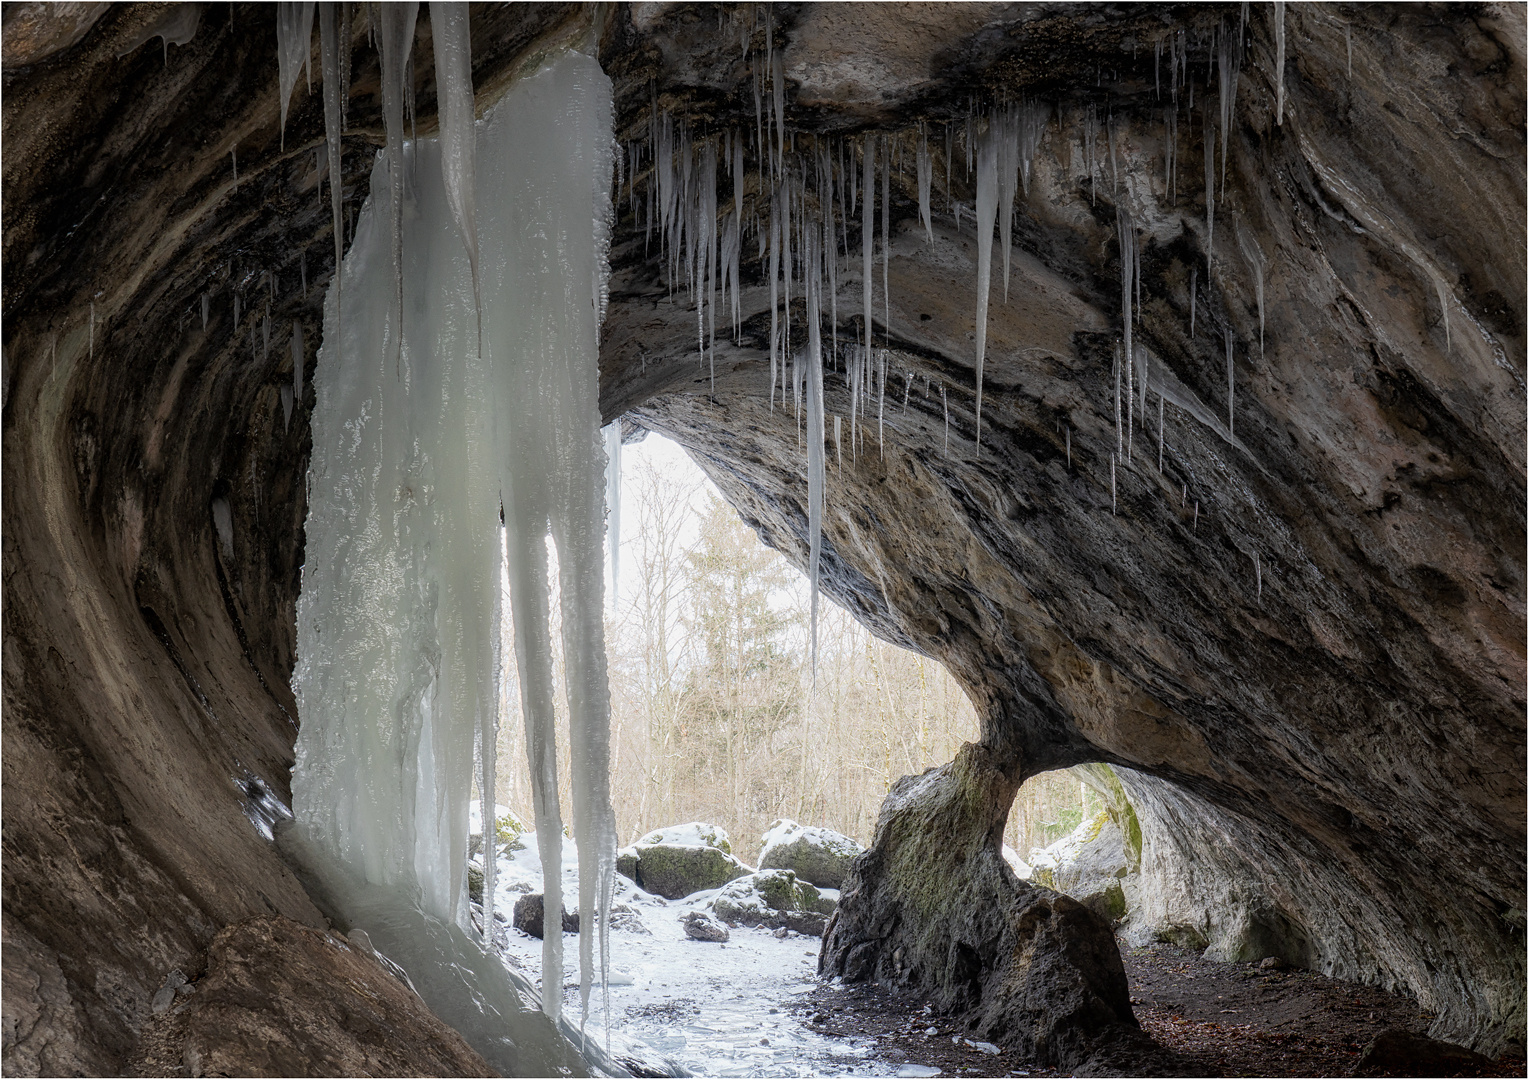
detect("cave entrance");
top-left (487, 427), bottom-right (981, 871)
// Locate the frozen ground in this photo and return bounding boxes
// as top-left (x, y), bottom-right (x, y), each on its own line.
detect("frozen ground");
top-left (484, 830), bottom-right (938, 1077)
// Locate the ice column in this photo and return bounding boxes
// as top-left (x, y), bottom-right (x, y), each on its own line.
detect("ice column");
top-left (292, 51), bottom-right (616, 1074)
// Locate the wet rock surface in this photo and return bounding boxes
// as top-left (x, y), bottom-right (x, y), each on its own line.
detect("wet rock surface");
top-left (121, 916), bottom-right (489, 1078)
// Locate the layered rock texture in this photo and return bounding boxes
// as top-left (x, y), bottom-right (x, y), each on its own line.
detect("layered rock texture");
top-left (2, 2), bottom-right (1523, 1075)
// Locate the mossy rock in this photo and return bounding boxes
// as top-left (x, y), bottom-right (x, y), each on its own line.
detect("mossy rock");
top-left (627, 843), bottom-right (749, 900)
top-left (494, 811), bottom-right (528, 852)
top-left (615, 847), bottom-right (640, 883)
top-left (1077, 880), bottom-right (1128, 924)
top-left (757, 820), bottom-right (864, 889)
top-left (467, 863), bottom-right (485, 904)
top-left (713, 869), bottom-right (830, 930)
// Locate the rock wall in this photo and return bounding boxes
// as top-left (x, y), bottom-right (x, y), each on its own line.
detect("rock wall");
top-left (1, 2), bottom-right (1523, 1072)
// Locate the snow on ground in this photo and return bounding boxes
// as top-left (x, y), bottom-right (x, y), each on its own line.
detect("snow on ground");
top-left (486, 831), bottom-right (924, 1077)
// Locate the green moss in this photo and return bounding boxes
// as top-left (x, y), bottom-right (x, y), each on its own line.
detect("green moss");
top-left (467, 863), bottom-right (485, 904)
top-left (633, 844), bottom-right (748, 899)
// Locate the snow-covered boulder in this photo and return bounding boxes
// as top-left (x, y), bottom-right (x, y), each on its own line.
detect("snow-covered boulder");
top-left (681, 911), bottom-right (730, 942)
top-left (711, 869), bottom-right (835, 935)
top-left (618, 822), bottom-right (751, 900)
top-left (635, 821), bottom-right (736, 854)
top-left (756, 819), bottom-right (864, 889)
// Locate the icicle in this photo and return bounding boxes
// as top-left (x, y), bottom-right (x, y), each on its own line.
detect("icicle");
top-left (1346, 24), bottom-right (1352, 79)
top-left (1111, 454), bottom-right (1117, 514)
top-left (301, 251), bottom-right (309, 298)
top-left (276, 3), bottom-right (317, 151)
top-left (379, 4), bottom-right (418, 379)
top-left (834, 414), bottom-right (843, 469)
top-left (1255, 551), bottom-right (1262, 599)
top-left (282, 384), bottom-right (294, 430)
top-left (903, 369), bottom-right (912, 411)
top-left (291, 321), bottom-right (304, 411)
top-left (1226, 328), bottom-right (1235, 436)
top-left (940, 384), bottom-right (950, 455)
top-left (1190, 265), bottom-right (1197, 337)
top-left (432, 1), bottom-right (481, 357)
top-left (881, 135), bottom-right (891, 344)
top-left (231, 144), bottom-right (238, 184)
top-left (1217, 24), bottom-right (1238, 197)
top-left (1194, 500), bottom-right (1200, 531)
top-left (877, 348), bottom-right (886, 455)
top-left (201, 291), bottom-right (210, 331)
top-left (1273, 1), bottom-right (1286, 125)
top-left (1107, 112), bottom-right (1119, 194)
top-left (1204, 120), bottom-right (1215, 273)
top-left (1065, 424), bottom-right (1071, 468)
top-left (805, 229), bottom-right (826, 680)
top-left (1114, 343), bottom-right (1122, 458)
top-left (1137, 343), bottom-right (1149, 420)
top-left (1117, 208), bottom-right (1135, 458)
top-left (768, 194), bottom-right (780, 408)
top-left (604, 421), bottom-right (622, 607)
top-left (916, 123), bottom-right (933, 242)
top-left (973, 119), bottom-right (998, 448)
top-left (862, 138), bottom-right (873, 349)
top-left (89, 301), bottom-right (94, 359)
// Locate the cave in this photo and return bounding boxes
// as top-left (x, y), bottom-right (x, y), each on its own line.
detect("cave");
top-left (2, 2), bottom-right (1524, 1076)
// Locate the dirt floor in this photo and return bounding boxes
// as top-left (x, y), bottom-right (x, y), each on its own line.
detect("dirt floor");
top-left (792, 942), bottom-right (1526, 1077)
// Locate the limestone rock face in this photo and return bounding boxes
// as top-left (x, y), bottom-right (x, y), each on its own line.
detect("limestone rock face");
top-left (1, 1), bottom-right (1523, 1072)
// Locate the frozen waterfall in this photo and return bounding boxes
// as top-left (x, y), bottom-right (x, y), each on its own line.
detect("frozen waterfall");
top-left (289, 50), bottom-right (620, 1077)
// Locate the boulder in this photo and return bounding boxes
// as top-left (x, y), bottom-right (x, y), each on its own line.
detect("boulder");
top-left (1354, 1028), bottom-right (1498, 1077)
top-left (681, 912), bottom-right (729, 943)
top-left (712, 869), bottom-right (836, 935)
top-left (757, 820), bottom-right (864, 889)
top-left (636, 822), bottom-right (735, 855)
top-left (1029, 811), bottom-right (1132, 924)
top-left (618, 824), bottom-right (752, 900)
top-left (511, 894), bottom-right (579, 940)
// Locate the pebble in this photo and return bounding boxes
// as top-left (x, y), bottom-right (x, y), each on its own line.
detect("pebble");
top-left (151, 987), bottom-right (176, 1015)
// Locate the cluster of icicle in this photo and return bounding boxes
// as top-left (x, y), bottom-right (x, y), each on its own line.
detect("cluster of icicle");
top-left (285, 5), bottom-right (627, 1075)
top-left (624, 19), bottom-right (1054, 662)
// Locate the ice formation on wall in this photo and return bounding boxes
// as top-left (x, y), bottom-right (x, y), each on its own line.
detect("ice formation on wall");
top-left (275, 2), bottom-right (316, 149)
top-left (292, 48), bottom-right (617, 1075)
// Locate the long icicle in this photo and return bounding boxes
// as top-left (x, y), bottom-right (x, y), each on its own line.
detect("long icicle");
top-left (862, 137), bottom-right (874, 352)
top-left (275, 2), bottom-right (317, 151)
top-left (973, 117), bottom-right (998, 448)
top-left (805, 227), bottom-right (826, 680)
top-left (880, 133), bottom-right (891, 344)
top-left (379, 3), bottom-right (419, 380)
top-left (319, 9), bottom-right (347, 365)
top-left (431, 2), bottom-right (481, 356)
